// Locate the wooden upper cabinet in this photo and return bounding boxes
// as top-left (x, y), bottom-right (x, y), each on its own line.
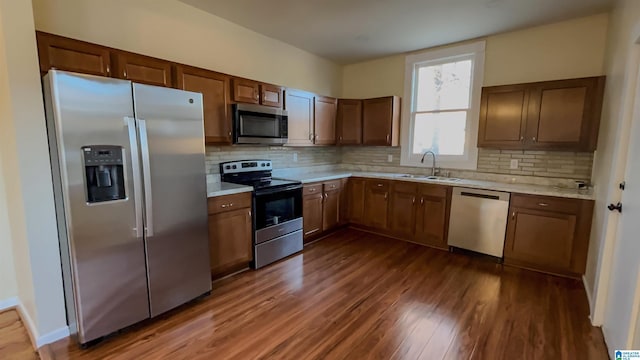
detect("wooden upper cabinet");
top-left (115, 52), bottom-right (173, 87)
top-left (337, 99), bottom-right (363, 145)
top-left (260, 84), bottom-right (283, 108)
top-left (362, 96), bottom-right (401, 146)
top-left (526, 77), bottom-right (605, 151)
top-left (284, 89), bottom-right (314, 145)
top-left (478, 84), bottom-right (529, 149)
top-left (36, 31), bottom-right (112, 77)
top-left (478, 76), bottom-right (605, 151)
top-left (232, 78), bottom-right (260, 104)
top-left (176, 65), bottom-right (231, 145)
top-left (314, 96), bottom-right (338, 145)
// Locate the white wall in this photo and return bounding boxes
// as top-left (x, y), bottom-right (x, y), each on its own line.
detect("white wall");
top-left (31, 0), bottom-right (342, 97)
top-left (342, 13), bottom-right (609, 98)
top-left (0, 0), bottom-right (67, 345)
top-left (587, 0), bottom-right (640, 334)
top-left (0, 154), bottom-right (17, 303)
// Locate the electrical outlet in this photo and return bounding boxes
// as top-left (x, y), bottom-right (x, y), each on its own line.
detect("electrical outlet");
top-left (510, 159), bottom-right (519, 169)
top-left (387, 154), bottom-right (393, 163)
top-left (293, 153), bottom-right (298, 162)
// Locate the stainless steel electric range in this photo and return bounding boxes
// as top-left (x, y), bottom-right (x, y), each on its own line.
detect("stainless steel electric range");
top-left (220, 160), bottom-right (303, 268)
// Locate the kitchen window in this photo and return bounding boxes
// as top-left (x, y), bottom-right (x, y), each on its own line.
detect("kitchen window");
top-left (400, 41), bottom-right (485, 170)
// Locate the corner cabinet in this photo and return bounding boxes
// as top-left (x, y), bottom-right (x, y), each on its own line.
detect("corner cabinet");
top-left (302, 180), bottom-right (344, 243)
top-left (504, 194), bottom-right (594, 278)
top-left (207, 193), bottom-right (253, 279)
top-left (478, 76), bottom-right (605, 151)
top-left (362, 96), bottom-right (401, 146)
top-left (175, 65), bottom-right (232, 145)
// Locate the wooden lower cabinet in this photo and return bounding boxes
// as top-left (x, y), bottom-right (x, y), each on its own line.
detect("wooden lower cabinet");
top-left (339, 178), bottom-right (349, 225)
top-left (414, 185), bottom-right (451, 250)
top-left (504, 194), bottom-right (594, 277)
top-left (348, 178), bottom-right (367, 225)
top-left (207, 193), bottom-right (253, 279)
top-left (364, 180), bottom-right (390, 230)
top-left (303, 180), bottom-right (344, 243)
top-left (389, 182), bottom-right (418, 240)
top-left (303, 192), bottom-right (324, 240)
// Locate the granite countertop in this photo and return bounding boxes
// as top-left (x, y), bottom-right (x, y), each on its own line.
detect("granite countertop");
top-left (207, 182), bottom-right (253, 198)
top-left (277, 171), bottom-right (594, 200)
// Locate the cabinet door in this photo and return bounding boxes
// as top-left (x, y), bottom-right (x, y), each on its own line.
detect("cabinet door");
top-left (362, 96), bottom-right (400, 146)
top-left (232, 78), bottom-right (260, 104)
top-left (284, 90), bottom-right (314, 145)
top-left (208, 208), bottom-right (252, 278)
top-left (337, 99), bottom-right (363, 145)
top-left (314, 96), bottom-right (338, 145)
top-left (323, 190), bottom-right (340, 232)
top-left (303, 193), bottom-right (324, 240)
top-left (526, 77), bottom-right (605, 151)
top-left (339, 178), bottom-right (349, 225)
top-left (176, 65), bottom-right (231, 144)
top-left (364, 181), bottom-right (390, 230)
top-left (348, 178), bottom-right (367, 224)
top-left (504, 207), bottom-right (577, 271)
top-left (415, 194), bottom-right (449, 250)
top-left (389, 186), bottom-right (418, 240)
top-left (115, 52), bottom-right (173, 87)
top-left (477, 84), bottom-right (529, 149)
top-left (36, 31), bottom-right (112, 77)
top-left (260, 84), bottom-right (283, 108)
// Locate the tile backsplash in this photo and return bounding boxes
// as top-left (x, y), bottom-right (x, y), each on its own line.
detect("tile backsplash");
top-left (206, 145), bottom-right (595, 183)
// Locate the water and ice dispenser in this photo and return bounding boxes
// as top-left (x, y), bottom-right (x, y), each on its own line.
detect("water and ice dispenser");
top-left (82, 146), bottom-right (126, 203)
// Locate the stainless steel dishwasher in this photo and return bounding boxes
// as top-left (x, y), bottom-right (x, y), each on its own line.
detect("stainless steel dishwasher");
top-left (447, 187), bottom-right (510, 258)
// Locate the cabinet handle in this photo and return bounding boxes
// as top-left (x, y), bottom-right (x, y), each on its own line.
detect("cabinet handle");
top-left (377, 183), bottom-right (383, 187)
top-left (248, 210), bottom-right (252, 217)
top-left (339, 136), bottom-right (343, 141)
top-left (532, 137), bottom-right (537, 142)
top-left (537, 203), bottom-right (549, 207)
top-left (221, 204), bottom-right (227, 208)
top-left (123, 70), bottom-right (127, 78)
top-left (228, 131), bottom-right (232, 136)
top-left (386, 134), bottom-right (390, 143)
top-left (420, 197), bottom-right (424, 205)
top-left (511, 212), bottom-right (515, 220)
top-left (309, 188), bottom-right (316, 192)
top-left (106, 65), bottom-right (110, 75)
top-left (520, 136), bottom-right (525, 142)
top-left (384, 193), bottom-right (388, 200)
top-left (412, 196), bottom-right (416, 205)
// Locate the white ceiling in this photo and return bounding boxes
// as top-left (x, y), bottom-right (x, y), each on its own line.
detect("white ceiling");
top-left (180, 0), bottom-right (613, 64)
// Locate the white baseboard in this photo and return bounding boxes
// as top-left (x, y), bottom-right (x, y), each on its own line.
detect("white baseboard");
top-left (583, 275), bottom-right (595, 324)
top-left (13, 300), bottom-right (69, 348)
top-left (0, 296), bottom-right (19, 311)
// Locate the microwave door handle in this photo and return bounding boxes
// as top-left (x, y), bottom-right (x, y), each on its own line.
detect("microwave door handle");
top-left (139, 119), bottom-right (154, 237)
top-left (125, 117), bottom-right (143, 238)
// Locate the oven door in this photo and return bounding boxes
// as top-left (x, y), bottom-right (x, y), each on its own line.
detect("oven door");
top-left (253, 185), bottom-right (302, 244)
top-left (233, 104), bottom-right (288, 145)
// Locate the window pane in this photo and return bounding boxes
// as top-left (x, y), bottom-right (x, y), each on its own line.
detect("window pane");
top-left (415, 59), bottom-right (472, 112)
top-left (412, 111), bottom-right (467, 156)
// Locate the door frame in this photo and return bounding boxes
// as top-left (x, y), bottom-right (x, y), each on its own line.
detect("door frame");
top-left (591, 31), bottom-right (640, 331)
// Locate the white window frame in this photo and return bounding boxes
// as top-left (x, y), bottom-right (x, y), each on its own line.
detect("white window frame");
top-left (400, 41), bottom-right (485, 170)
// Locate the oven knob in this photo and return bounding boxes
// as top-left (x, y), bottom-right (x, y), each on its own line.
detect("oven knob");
top-left (232, 165), bottom-right (237, 169)
top-left (261, 163), bottom-right (266, 167)
top-left (225, 165), bottom-right (231, 170)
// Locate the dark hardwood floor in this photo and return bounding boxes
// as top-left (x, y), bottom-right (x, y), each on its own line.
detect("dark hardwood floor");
top-left (42, 229), bottom-right (608, 359)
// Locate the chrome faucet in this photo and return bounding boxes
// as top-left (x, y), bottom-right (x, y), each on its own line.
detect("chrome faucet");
top-left (421, 151), bottom-right (437, 176)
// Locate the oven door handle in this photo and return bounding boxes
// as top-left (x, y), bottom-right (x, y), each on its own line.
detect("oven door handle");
top-left (254, 184), bottom-right (302, 196)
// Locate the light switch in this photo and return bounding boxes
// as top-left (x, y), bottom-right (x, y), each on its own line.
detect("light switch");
top-left (510, 159), bottom-right (518, 169)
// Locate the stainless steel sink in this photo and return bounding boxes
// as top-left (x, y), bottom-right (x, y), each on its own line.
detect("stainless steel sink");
top-left (397, 174), bottom-right (462, 182)
top-left (397, 174), bottom-right (429, 179)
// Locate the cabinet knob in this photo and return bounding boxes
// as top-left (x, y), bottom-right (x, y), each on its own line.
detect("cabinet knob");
top-left (384, 193), bottom-right (388, 200)
top-left (123, 70), bottom-right (128, 78)
top-left (520, 136), bottom-right (525, 142)
top-left (228, 131), bottom-right (232, 136)
top-left (537, 203), bottom-right (549, 207)
top-left (511, 212), bottom-right (515, 220)
top-left (377, 183), bottom-right (383, 187)
top-left (420, 197), bottom-right (424, 205)
top-left (532, 137), bottom-right (537, 142)
top-left (412, 196), bottom-right (416, 205)
top-left (386, 134), bottom-right (390, 143)
top-left (106, 65), bottom-right (110, 75)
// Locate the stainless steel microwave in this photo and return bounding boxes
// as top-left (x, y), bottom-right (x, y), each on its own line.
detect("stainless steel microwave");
top-left (232, 104), bottom-right (288, 145)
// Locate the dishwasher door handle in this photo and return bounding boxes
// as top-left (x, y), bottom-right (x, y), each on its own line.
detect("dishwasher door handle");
top-left (460, 191), bottom-right (500, 201)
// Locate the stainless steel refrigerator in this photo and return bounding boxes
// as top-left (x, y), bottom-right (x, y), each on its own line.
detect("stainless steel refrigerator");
top-left (43, 70), bottom-right (212, 345)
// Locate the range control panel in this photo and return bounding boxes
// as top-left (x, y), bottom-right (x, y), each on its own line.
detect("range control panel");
top-left (220, 160), bottom-right (273, 174)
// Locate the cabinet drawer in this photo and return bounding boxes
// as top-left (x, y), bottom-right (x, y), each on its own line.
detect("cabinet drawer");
top-left (366, 179), bottom-right (390, 191)
top-left (419, 184), bottom-right (449, 198)
top-left (323, 180), bottom-right (342, 192)
top-left (303, 183), bottom-right (323, 196)
top-left (208, 192), bottom-right (252, 215)
top-left (393, 181), bottom-right (418, 194)
top-left (511, 194), bottom-right (580, 214)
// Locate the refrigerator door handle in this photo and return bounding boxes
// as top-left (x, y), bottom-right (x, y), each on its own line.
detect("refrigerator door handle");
top-left (125, 117), bottom-right (144, 238)
top-left (138, 119), bottom-right (154, 237)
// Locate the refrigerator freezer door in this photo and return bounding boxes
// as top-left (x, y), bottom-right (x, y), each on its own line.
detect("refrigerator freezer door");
top-left (133, 83), bottom-right (211, 316)
top-left (43, 71), bottom-right (150, 344)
